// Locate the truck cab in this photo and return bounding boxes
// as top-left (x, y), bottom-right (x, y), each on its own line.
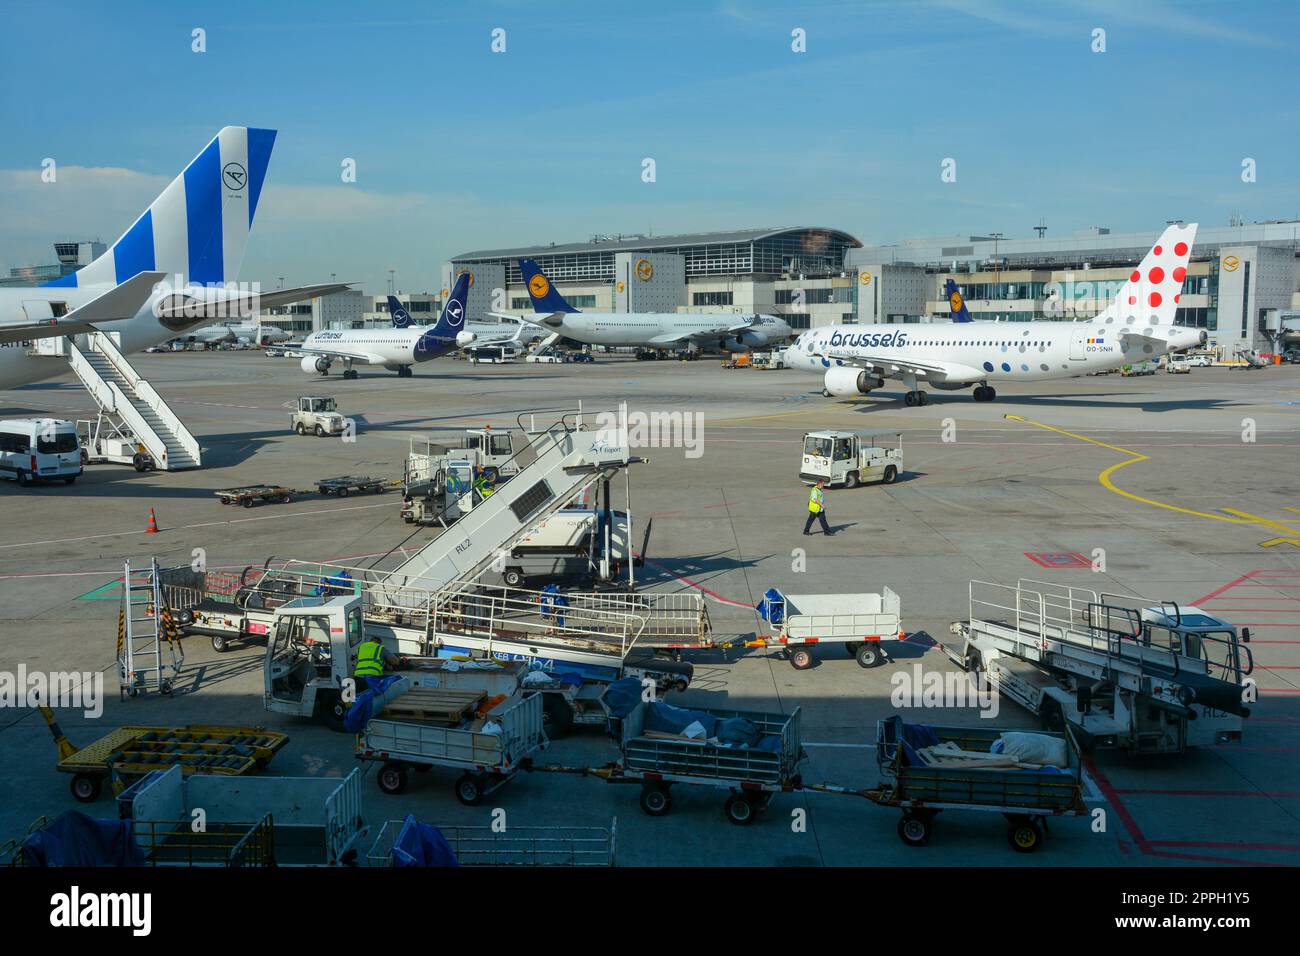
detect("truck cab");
top-left (264, 595), bottom-right (367, 728)
top-left (462, 427), bottom-right (520, 480)
top-left (1136, 604), bottom-right (1252, 689)
top-left (799, 431), bottom-right (902, 488)
top-left (292, 396), bottom-right (346, 437)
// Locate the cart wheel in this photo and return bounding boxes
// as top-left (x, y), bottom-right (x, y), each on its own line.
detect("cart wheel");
top-left (243, 498), bottom-right (255, 508)
top-left (1006, 816), bottom-right (1043, 853)
top-left (789, 646), bottom-right (814, 670)
top-left (503, 568), bottom-right (524, 587)
top-left (454, 773), bottom-right (485, 806)
top-left (176, 609), bottom-right (194, 627)
top-left (281, 494), bottom-right (292, 504)
top-left (639, 784), bottom-right (672, 817)
top-left (159, 680), bottom-right (173, 696)
top-left (211, 632), bottom-right (228, 653)
top-left (724, 793), bottom-right (759, 826)
top-left (897, 812), bottom-right (932, 847)
top-left (337, 487), bottom-right (349, 498)
top-left (70, 774), bottom-right (102, 803)
top-left (856, 643), bottom-right (884, 668)
top-left (377, 762), bottom-right (408, 795)
top-left (372, 484), bottom-right (384, 494)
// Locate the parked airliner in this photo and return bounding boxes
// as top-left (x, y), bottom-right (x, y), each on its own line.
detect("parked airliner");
top-left (783, 223), bottom-right (1205, 405)
top-left (0, 126), bottom-right (347, 391)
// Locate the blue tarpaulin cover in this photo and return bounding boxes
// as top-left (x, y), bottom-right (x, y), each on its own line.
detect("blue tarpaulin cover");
top-left (343, 674), bottom-right (403, 732)
top-left (756, 588), bottom-right (785, 624)
top-left (644, 701), bottom-right (718, 737)
top-left (21, 811), bottom-right (146, 867)
top-left (392, 814), bottom-right (459, 867)
top-left (602, 676), bottom-right (643, 718)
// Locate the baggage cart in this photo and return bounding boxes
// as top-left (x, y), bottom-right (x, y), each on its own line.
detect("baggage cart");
top-left (316, 475), bottom-right (387, 497)
top-left (365, 817), bottom-right (616, 866)
top-left (214, 484), bottom-right (295, 508)
top-left (748, 587), bottom-right (903, 669)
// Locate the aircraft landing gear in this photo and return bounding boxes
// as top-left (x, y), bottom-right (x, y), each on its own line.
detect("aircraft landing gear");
top-left (903, 390), bottom-right (928, 407)
top-left (973, 384), bottom-right (996, 402)
top-left (397, 366), bottom-right (413, 378)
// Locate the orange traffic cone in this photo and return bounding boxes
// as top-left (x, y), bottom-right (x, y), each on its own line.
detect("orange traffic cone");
top-left (146, 508), bottom-right (159, 534)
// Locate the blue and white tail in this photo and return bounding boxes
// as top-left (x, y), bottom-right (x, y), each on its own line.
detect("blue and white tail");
top-left (435, 271), bottom-right (471, 332)
top-left (46, 126), bottom-right (277, 290)
top-left (945, 279), bottom-right (973, 322)
top-left (518, 259), bottom-right (580, 313)
top-left (388, 295), bottom-right (416, 329)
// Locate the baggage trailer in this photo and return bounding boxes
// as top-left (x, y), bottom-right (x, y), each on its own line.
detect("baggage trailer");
top-left (750, 587), bottom-right (903, 670)
top-left (316, 475), bottom-right (387, 497)
top-left (579, 700), bottom-right (805, 826)
top-left (121, 765), bottom-right (364, 866)
top-left (38, 706), bottom-right (288, 803)
top-left (366, 817), bottom-right (616, 866)
top-left (214, 484), bottom-right (295, 508)
top-left (358, 689), bottom-right (544, 806)
top-left (859, 717), bottom-right (1086, 853)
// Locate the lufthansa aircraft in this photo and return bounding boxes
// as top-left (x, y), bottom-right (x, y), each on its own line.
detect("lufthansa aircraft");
top-left (783, 223), bottom-right (1205, 405)
top-left (510, 259), bottom-right (793, 353)
top-left (0, 126), bottom-right (348, 389)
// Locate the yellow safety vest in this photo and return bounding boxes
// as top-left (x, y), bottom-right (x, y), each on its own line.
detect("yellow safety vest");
top-left (355, 640), bottom-right (385, 677)
top-left (809, 487), bottom-right (824, 513)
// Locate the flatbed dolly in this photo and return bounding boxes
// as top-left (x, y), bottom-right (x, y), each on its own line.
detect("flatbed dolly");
top-left (214, 484), bottom-right (296, 508)
top-left (316, 475), bottom-right (388, 497)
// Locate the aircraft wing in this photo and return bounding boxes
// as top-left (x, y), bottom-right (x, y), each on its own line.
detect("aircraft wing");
top-left (294, 343), bottom-right (388, 365)
top-left (652, 317), bottom-right (759, 346)
top-left (814, 349), bottom-right (986, 385)
top-left (0, 271), bottom-right (165, 344)
top-left (155, 282), bottom-right (354, 322)
top-left (486, 311), bottom-right (565, 330)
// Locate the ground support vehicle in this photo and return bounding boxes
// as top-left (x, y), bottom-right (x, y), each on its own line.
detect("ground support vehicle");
top-left (38, 705), bottom-right (288, 803)
top-left (317, 475), bottom-right (387, 497)
top-left (291, 396), bottom-right (347, 436)
top-left (799, 431), bottom-right (902, 488)
top-left (214, 484), bottom-right (295, 507)
top-left (748, 587), bottom-right (902, 670)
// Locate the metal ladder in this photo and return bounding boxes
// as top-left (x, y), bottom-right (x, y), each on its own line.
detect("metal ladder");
top-left (117, 559), bottom-right (185, 698)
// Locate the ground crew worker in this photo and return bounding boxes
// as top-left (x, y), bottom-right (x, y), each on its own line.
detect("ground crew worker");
top-left (803, 479), bottom-right (833, 536)
top-left (353, 637), bottom-right (400, 693)
top-left (473, 465), bottom-right (496, 500)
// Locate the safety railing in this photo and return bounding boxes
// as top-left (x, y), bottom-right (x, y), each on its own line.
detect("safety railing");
top-left (367, 818), bottom-right (617, 867)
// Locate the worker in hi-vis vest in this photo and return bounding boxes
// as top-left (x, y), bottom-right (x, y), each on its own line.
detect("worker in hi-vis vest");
top-left (353, 637), bottom-right (400, 692)
top-left (803, 479), bottom-right (833, 536)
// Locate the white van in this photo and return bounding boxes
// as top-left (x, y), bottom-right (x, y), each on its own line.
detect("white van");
top-left (0, 418), bottom-right (83, 486)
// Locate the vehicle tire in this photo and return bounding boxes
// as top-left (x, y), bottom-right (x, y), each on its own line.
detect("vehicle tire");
top-left (377, 762), bottom-right (408, 796)
top-left (80, 448), bottom-right (90, 466)
top-left (673, 678), bottom-right (690, 694)
top-left (724, 793), bottom-right (759, 826)
top-left (639, 784), bottom-right (672, 817)
top-left (211, 632), bottom-right (229, 653)
top-left (856, 643), bottom-right (884, 668)
top-left (314, 424), bottom-right (325, 437)
top-left (175, 609), bottom-right (194, 627)
top-left (280, 495), bottom-right (292, 504)
top-left (503, 568), bottom-right (524, 587)
top-left (317, 487), bottom-right (328, 496)
top-left (337, 487), bottom-right (348, 498)
top-left (822, 388), bottom-right (831, 397)
top-left (15, 471), bottom-right (30, 487)
top-left (403, 515), bottom-right (414, 525)
top-left (70, 773), bottom-right (102, 803)
top-left (541, 693), bottom-right (574, 739)
top-left (295, 423), bottom-right (305, 435)
top-left (897, 812), bottom-right (931, 847)
top-left (789, 645), bottom-right (814, 670)
top-left (372, 485), bottom-right (384, 494)
top-left (454, 773), bottom-right (485, 806)
top-left (1007, 816), bottom-right (1043, 853)
top-left (63, 476), bottom-right (77, 485)
top-left (844, 471), bottom-right (860, 489)
top-left (882, 465), bottom-right (898, 484)
top-left (318, 694), bottom-right (348, 733)
top-left (242, 498), bottom-right (255, 508)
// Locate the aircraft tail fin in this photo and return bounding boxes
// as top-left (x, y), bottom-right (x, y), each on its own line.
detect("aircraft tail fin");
top-left (1094, 223), bottom-right (1197, 330)
top-left (47, 126), bottom-right (277, 291)
top-left (431, 271), bottom-right (471, 334)
top-left (518, 259), bottom-right (580, 314)
top-left (945, 279), bottom-right (973, 322)
top-left (388, 295), bottom-right (416, 329)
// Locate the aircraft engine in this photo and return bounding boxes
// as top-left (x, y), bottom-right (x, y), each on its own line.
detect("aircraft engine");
top-left (456, 330), bottom-right (477, 348)
top-left (823, 366), bottom-right (882, 396)
top-left (718, 329), bottom-right (768, 352)
top-left (301, 355), bottom-right (330, 374)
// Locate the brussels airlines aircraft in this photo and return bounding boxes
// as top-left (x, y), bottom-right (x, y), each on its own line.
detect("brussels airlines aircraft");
top-left (784, 223), bottom-right (1205, 406)
top-left (296, 272), bottom-right (523, 378)
top-left (510, 259), bottom-right (793, 352)
top-left (0, 126), bottom-right (349, 390)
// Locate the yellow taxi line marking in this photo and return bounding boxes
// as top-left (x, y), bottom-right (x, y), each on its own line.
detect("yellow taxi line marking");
top-left (1004, 414), bottom-right (1300, 535)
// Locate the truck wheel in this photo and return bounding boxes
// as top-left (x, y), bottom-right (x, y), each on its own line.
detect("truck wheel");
top-left (844, 471), bottom-right (860, 489)
top-left (789, 646), bottom-right (814, 670)
top-left (314, 424), bottom-right (325, 437)
top-left (897, 812), bottom-right (932, 847)
top-left (856, 643), bottom-right (884, 668)
top-left (211, 632), bottom-right (229, 653)
top-left (15, 471), bottom-right (30, 487)
top-left (503, 568), bottom-right (524, 587)
top-left (724, 793), bottom-right (759, 826)
top-left (70, 773), bottom-right (102, 803)
top-left (295, 423), bottom-right (306, 435)
top-left (639, 784), bottom-right (672, 817)
top-left (336, 487), bottom-right (349, 498)
top-left (242, 498), bottom-right (255, 508)
top-left (883, 465), bottom-right (898, 484)
top-left (541, 693), bottom-right (574, 739)
top-left (377, 762), bottom-right (408, 795)
top-left (454, 773), bottom-right (485, 806)
top-left (317, 694), bottom-right (348, 733)
top-left (1007, 816), bottom-right (1043, 853)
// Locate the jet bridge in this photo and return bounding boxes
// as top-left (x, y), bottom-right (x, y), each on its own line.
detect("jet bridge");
top-left (379, 415), bottom-right (639, 602)
top-left (948, 579), bottom-right (1252, 754)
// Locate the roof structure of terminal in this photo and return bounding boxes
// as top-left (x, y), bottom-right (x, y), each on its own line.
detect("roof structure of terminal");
top-left (853, 220), bottom-right (1300, 271)
top-left (452, 227), bottom-right (861, 261)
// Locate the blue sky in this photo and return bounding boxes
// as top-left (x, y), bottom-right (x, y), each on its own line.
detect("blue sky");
top-left (1, 0), bottom-right (1296, 293)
